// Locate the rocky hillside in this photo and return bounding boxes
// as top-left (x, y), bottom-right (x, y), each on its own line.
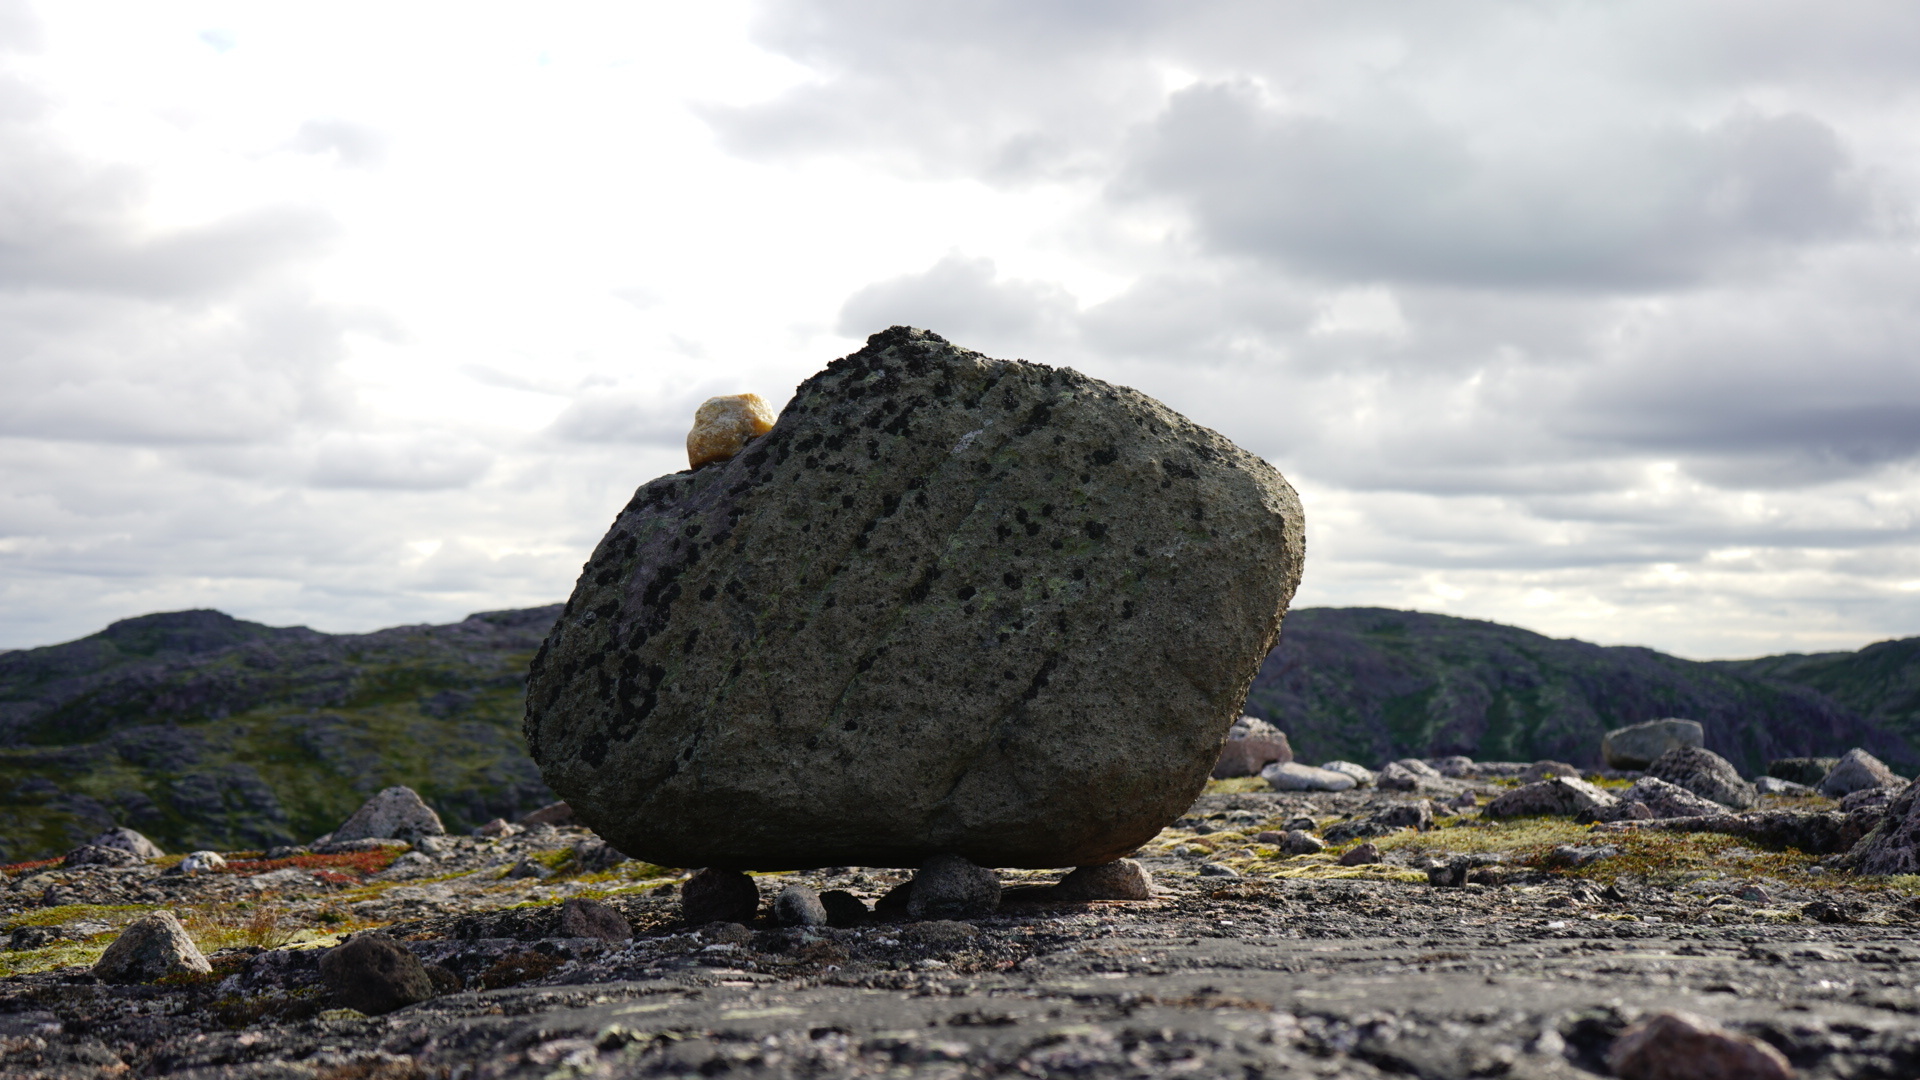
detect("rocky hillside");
top-left (5, 602), bottom-right (1915, 863)
top-left (1245, 608), bottom-right (1918, 776)
top-left (0, 607), bottom-right (561, 862)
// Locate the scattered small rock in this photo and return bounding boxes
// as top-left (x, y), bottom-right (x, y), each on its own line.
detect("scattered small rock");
top-left (1520, 760), bottom-right (1580, 783)
top-left (474, 818), bottom-right (519, 838)
top-left (1377, 760), bottom-right (1441, 791)
top-left (331, 786), bottom-right (447, 842)
top-left (1768, 757), bottom-right (1839, 787)
top-left (92, 911), bottom-right (210, 983)
top-left (907, 854), bottom-right (1001, 919)
top-left (89, 828), bottom-right (163, 859)
top-left (1819, 748), bottom-right (1902, 799)
top-left (1263, 762), bottom-right (1357, 792)
top-left (1428, 756), bottom-right (1475, 778)
top-left (1319, 761), bottom-right (1376, 787)
top-left (1338, 843), bottom-right (1381, 866)
top-left (1645, 746), bottom-right (1757, 810)
top-left (570, 837), bottom-right (628, 873)
top-left (774, 885), bottom-right (830, 927)
top-left (1548, 843), bottom-right (1620, 868)
top-left (1281, 830), bottom-right (1326, 855)
top-left (1052, 859), bottom-right (1152, 901)
top-left (1197, 863), bottom-right (1239, 877)
top-left (1326, 800), bottom-right (1434, 843)
top-left (1588, 777), bottom-right (1723, 822)
top-left (178, 851), bottom-right (226, 875)
top-left (1213, 716), bottom-right (1293, 779)
top-left (504, 857), bottom-right (551, 880)
top-left (1606, 1010), bottom-right (1792, 1080)
top-left (1602, 718), bottom-right (1705, 770)
top-left (62, 844), bottom-right (142, 869)
top-left (557, 898), bottom-right (632, 942)
top-left (319, 933), bottom-right (436, 1016)
top-left (519, 802), bottom-right (576, 827)
top-left (1485, 776), bottom-right (1619, 819)
top-left (683, 868), bottom-right (761, 925)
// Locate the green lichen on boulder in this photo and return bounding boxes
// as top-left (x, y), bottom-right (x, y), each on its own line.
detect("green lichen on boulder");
top-left (525, 327), bottom-right (1305, 870)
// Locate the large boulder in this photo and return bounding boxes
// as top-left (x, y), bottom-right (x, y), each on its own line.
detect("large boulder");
top-left (1212, 716), bottom-right (1292, 779)
top-left (1846, 779), bottom-right (1920, 875)
top-left (1588, 777), bottom-right (1725, 822)
top-left (1819, 748), bottom-right (1903, 799)
top-left (330, 786), bottom-right (446, 843)
top-left (1644, 746), bottom-right (1757, 810)
top-left (1600, 718), bottom-right (1704, 770)
top-left (90, 827), bottom-right (163, 859)
top-left (523, 328), bottom-right (1304, 870)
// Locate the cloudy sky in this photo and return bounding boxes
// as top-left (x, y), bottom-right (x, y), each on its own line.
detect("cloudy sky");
top-left (3, 0), bottom-right (1918, 659)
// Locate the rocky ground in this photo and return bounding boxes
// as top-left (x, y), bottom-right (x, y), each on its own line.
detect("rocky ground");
top-left (2, 779), bottom-right (1917, 1079)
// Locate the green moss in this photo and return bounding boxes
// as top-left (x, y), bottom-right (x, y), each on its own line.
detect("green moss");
top-left (3, 903), bottom-right (157, 930)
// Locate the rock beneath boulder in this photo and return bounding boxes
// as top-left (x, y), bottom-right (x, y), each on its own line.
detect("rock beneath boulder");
top-left (1051, 859), bottom-right (1152, 901)
top-left (89, 827), bottom-right (163, 859)
top-left (1844, 779), bottom-right (1920, 875)
top-left (1319, 761), bottom-right (1375, 786)
top-left (1769, 757), bottom-right (1839, 786)
top-left (1263, 762), bottom-right (1356, 792)
top-left (62, 844), bottom-right (143, 869)
top-left (319, 933), bottom-right (435, 1016)
top-left (1519, 760), bottom-right (1580, 783)
top-left (1212, 717), bottom-right (1292, 779)
top-left (1484, 777), bottom-right (1618, 819)
top-left (523, 328), bottom-right (1304, 870)
top-left (92, 912), bottom-right (210, 983)
top-left (1607, 1011), bottom-right (1792, 1080)
top-left (1338, 843), bottom-right (1381, 866)
top-left (332, 786), bottom-right (446, 843)
top-left (1601, 718), bottom-right (1704, 770)
top-left (819, 889), bottom-right (870, 927)
top-left (907, 853), bottom-right (1001, 919)
top-left (558, 898), bottom-right (632, 942)
top-left (1645, 746), bottom-right (1757, 810)
top-left (683, 868), bottom-right (760, 925)
top-left (774, 885), bottom-right (830, 927)
top-left (1819, 748), bottom-right (1903, 799)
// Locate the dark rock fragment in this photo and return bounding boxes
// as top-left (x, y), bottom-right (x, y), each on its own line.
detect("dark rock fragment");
top-left (1484, 777), bottom-right (1617, 819)
top-left (774, 885), bottom-right (829, 927)
top-left (1645, 746), bottom-right (1756, 810)
top-left (1338, 843), bottom-right (1381, 866)
top-left (1606, 1010), bottom-right (1792, 1080)
top-left (318, 933), bottom-right (435, 1015)
top-left (819, 889), bottom-right (871, 927)
top-left (682, 867), bottom-right (760, 925)
top-left (1769, 757), bottom-right (1838, 786)
top-left (558, 898), bottom-right (632, 942)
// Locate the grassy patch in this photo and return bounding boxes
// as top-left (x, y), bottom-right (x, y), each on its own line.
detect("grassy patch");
top-left (1203, 777), bottom-right (1269, 795)
top-left (3, 903), bottom-right (157, 931)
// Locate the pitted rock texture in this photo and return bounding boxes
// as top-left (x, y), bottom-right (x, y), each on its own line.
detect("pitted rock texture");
top-left (330, 785), bottom-right (446, 842)
top-left (1646, 746), bottom-right (1758, 810)
top-left (524, 327), bottom-right (1304, 870)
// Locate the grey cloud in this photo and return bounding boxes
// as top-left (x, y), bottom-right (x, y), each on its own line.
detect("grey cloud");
top-left (308, 433), bottom-right (494, 491)
top-left (290, 119), bottom-right (387, 168)
top-left (836, 255), bottom-right (1076, 352)
top-left (544, 386), bottom-right (738, 447)
top-left (1119, 85), bottom-right (1873, 289)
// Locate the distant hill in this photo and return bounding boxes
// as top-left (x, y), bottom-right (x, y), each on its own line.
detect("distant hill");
top-left (2, 603), bottom-right (1914, 862)
top-left (0, 607), bottom-right (561, 863)
top-left (1244, 607), bottom-right (1917, 776)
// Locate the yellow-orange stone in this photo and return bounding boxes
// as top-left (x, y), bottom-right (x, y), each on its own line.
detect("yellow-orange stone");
top-left (686, 394), bottom-right (776, 469)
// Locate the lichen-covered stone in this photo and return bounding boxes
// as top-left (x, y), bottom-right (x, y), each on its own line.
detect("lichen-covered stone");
top-left (318, 933), bottom-right (434, 1015)
top-left (1844, 778), bottom-right (1920, 875)
top-left (525, 327), bottom-right (1304, 870)
top-left (179, 851), bottom-right (226, 875)
top-left (1819, 748), bottom-right (1902, 799)
top-left (1587, 777), bottom-right (1724, 822)
top-left (90, 827), bottom-right (163, 859)
top-left (1051, 859), bottom-right (1152, 901)
top-left (1601, 718), bottom-right (1704, 770)
top-left (558, 898), bottom-right (632, 941)
top-left (1263, 762), bottom-right (1355, 792)
top-left (331, 786), bottom-right (446, 842)
top-left (93, 911), bottom-right (210, 983)
top-left (907, 853), bottom-right (1001, 919)
top-left (686, 393), bottom-right (776, 469)
top-left (1645, 746), bottom-right (1757, 810)
top-left (1212, 716), bottom-right (1291, 778)
top-left (1483, 776), bottom-right (1618, 819)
